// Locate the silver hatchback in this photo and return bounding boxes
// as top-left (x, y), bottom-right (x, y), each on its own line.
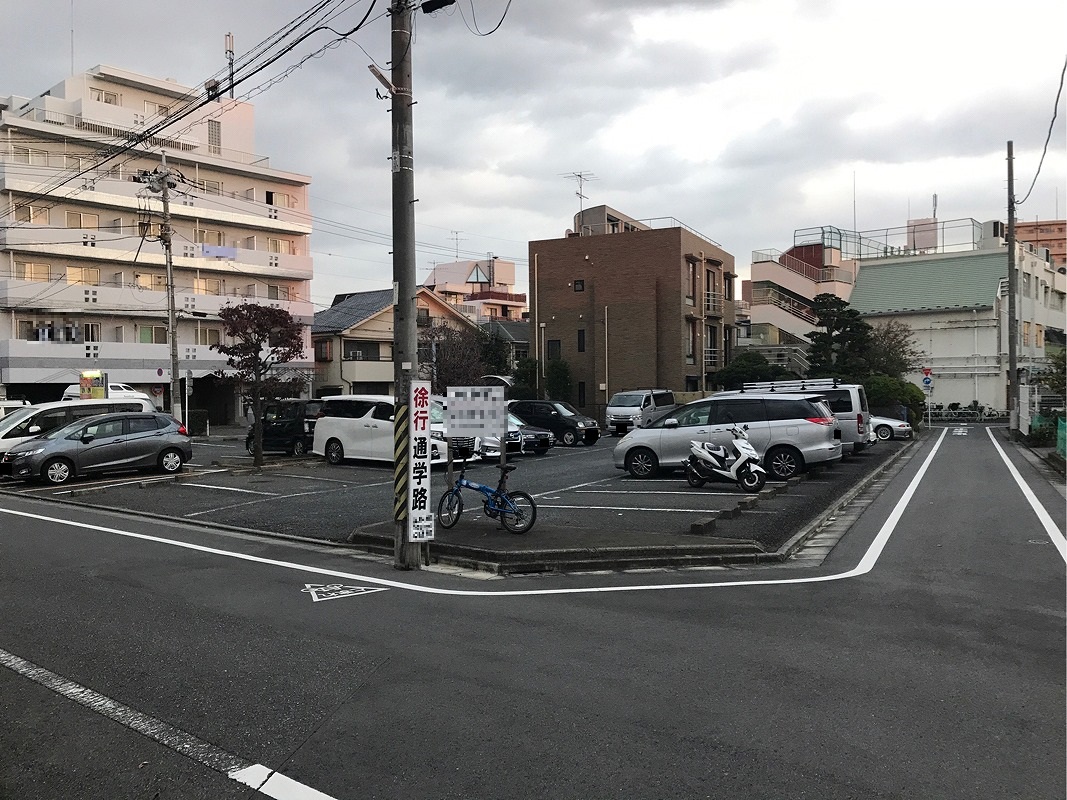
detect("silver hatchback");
top-left (2, 412), bottom-right (192, 485)
top-left (613, 392), bottom-right (842, 480)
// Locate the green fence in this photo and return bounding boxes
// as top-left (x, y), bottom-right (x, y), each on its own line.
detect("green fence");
top-left (1059, 418), bottom-right (1066, 458)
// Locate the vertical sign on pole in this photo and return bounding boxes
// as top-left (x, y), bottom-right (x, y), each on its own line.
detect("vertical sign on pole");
top-left (407, 380), bottom-right (434, 543)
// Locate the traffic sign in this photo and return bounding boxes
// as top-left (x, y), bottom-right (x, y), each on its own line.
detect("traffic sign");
top-left (922, 367), bottom-right (932, 377)
top-left (922, 377), bottom-right (932, 385)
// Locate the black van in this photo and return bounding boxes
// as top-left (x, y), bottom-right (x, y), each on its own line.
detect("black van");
top-left (246, 399), bottom-right (323, 456)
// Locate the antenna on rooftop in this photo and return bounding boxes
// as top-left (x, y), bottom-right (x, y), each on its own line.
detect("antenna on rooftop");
top-left (225, 33), bottom-right (235, 99)
top-left (562, 171), bottom-right (597, 223)
top-left (932, 193), bottom-right (938, 219)
top-left (449, 230), bottom-right (466, 260)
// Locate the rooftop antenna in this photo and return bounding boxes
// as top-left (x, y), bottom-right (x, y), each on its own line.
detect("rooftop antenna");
top-left (932, 192), bottom-right (938, 219)
top-left (225, 33), bottom-right (235, 99)
top-left (449, 230), bottom-right (466, 260)
top-left (562, 171), bottom-right (597, 230)
top-left (70, 0), bottom-right (75, 75)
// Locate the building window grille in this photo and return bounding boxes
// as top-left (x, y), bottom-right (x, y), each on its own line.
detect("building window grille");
top-left (208, 120), bottom-right (222, 155)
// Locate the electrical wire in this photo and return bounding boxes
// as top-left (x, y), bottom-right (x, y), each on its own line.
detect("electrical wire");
top-left (1016, 53), bottom-right (1067, 207)
top-left (460, 0), bottom-right (513, 36)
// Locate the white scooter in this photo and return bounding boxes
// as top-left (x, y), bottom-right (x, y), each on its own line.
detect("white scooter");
top-left (684, 425), bottom-right (767, 493)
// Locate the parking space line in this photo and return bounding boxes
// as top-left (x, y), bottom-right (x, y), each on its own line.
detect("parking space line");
top-left (575, 489), bottom-right (744, 496)
top-left (537, 504), bottom-right (713, 513)
top-left (183, 484), bottom-right (277, 496)
top-left (183, 487), bottom-right (349, 518)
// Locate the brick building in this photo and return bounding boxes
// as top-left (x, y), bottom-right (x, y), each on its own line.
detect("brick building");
top-left (528, 205), bottom-right (736, 423)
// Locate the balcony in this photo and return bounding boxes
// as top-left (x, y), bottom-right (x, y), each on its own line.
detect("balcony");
top-left (463, 290), bottom-right (527, 304)
top-left (750, 287), bottom-right (818, 325)
top-left (703, 347), bottom-right (721, 368)
top-left (704, 291), bottom-right (724, 316)
top-left (751, 249), bottom-right (854, 285)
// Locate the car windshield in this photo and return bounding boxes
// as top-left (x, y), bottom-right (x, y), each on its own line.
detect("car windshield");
top-left (0, 406), bottom-right (37, 434)
top-left (508, 413), bottom-right (527, 427)
top-left (264, 403), bottom-right (300, 421)
top-left (608, 392), bottom-right (644, 408)
top-left (430, 401), bottom-right (445, 425)
top-left (550, 401), bottom-right (580, 417)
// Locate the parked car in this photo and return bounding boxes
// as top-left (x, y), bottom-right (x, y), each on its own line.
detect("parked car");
top-left (508, 399), bottom-right (600, 446)
top-left (605, 389), bottom-right (677, 436)
top-left (0, 398), bottom-right (158, 473)
top-left (613, 391), bottom-right (842, 480)
top-left (736, 379), bottom-right (870, 455)
top-left (62, 383), bottom-right (154, 402)
top-left (870, 415), bottom-right (913, 440)
top-left (0, 399), bottom-right (30, 419)
top-left (479, 413), bottom-right (556, 459)
top-left (245, 398), bottom-right (323, 456)
top-left (312, 394), bottom-right (478, 465)
top-left (2, 412), bottom-right (191, 485)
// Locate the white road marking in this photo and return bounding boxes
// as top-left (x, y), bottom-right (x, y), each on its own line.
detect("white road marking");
top-left (183, 483), bottom-right (277, 496)
top-left (0, 429), bottom-right (950, 595)
top-left (575, 490), bottom-right (745, 496)
top-left (183, 488), bottom-right (351, 518)
top-left (0, 647), bottom-right (338, 800)
top-left (537, 504), bottom-right (714, 513)
top-left (985, 427), bottom-right (1067, 563)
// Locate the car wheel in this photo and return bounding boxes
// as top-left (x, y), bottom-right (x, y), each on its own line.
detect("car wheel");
top-left (290, 438), bottom-right (308, 456)
top-left (876, 425), bottom-right (892, 441)
top-left (159, 449), bottom-right (184, 474)
top-left (325, 439), bottom-right (344, 465)
top-left (853, 441), bottom-right (866, 453)
top-left (42, 458), bottom-right (74, 485)
top-left (533, 446), bottom-right (549, 456)
top-left (585, 432), bottom-right (600, 446)
top-left (245, 438), bottom-right (255, 456)
top-left (625, 447), bottom-right (659, 478)
top-left (561, 429), bottom-right (578, 446)
top-left (765, 446), bottom-right (803, 480)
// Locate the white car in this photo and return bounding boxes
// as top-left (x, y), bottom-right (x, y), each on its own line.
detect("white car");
top-left (312, 394), bottom-right (479, 465)
top-left (870, 415), bottom-right (913, 441)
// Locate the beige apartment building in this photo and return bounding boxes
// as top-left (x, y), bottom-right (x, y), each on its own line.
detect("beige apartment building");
top-left (0, 65), bottom-right (313, 422)
top-left (529, 205), bottom-right (736, 421)
top-left (1014, 219), bottom-right (1065, 269)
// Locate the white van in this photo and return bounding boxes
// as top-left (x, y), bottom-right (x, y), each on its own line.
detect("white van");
top-left (312, 394), bottom-right (478, 465)
top-left (0, 398), bottom-right (157, 464)
top-left (605, 389), bottom-right (677, 436)
top-left (740, 379), bottom-right (870, 454)
top-left (62, 383), bottom-right (154, 402)
top-left (0, 399), bottom-right (30, 419)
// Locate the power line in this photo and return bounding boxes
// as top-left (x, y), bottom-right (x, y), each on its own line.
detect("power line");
top-left (1016, 52), bottom-right (1067, 207)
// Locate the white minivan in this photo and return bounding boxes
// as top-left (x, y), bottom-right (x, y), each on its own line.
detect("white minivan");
top-left (62, 383), bottom-right (154, 402)
top-left (312, 394), bottom-right (478, 466)
top-left (0, 398), bottom-right (157, 468)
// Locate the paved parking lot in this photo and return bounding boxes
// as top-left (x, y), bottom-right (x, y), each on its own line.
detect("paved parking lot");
top-left (0, 432), bottom-right (911, 556)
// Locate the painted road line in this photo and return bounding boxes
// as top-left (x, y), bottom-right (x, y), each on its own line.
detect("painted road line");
top-left (0, 429), bottom-right (953, 597)
top-left (575, 490), bottom-right (748, 496)
top-left (183, 484), bottom-right (278, 496)
top-left (183, 487), bottom-right (347, 518)
top-left (985, 427), bottom-right (1067, 563)
top-left (0, 647), bottom-right (338, 800)
top-left (536, 504), bottom-right (715, 513)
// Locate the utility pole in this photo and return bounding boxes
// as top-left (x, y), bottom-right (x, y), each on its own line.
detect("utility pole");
top-left (144, 155), bottom-right (182, 423)
top-left (1006, 141), bottom-right (1018, 440)
top-left (391, 0), bottom-right (421, 569)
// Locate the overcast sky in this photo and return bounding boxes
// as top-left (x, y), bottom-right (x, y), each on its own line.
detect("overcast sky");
top-left (2, 0), bottom-right (1064, 311)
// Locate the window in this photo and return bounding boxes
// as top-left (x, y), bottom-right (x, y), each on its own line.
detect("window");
top-left (90, 87), bottom-right (119, 105)
top-left (1036, 324), bottom-right (1045, 348)
top-left (267, 284), bottom-right (291, 301)
top-left (573, 279), bottom-right (585, 292)
top-left (84, 418), bottom-right (125, 440)
top-left (84, 323), bottom-right (101, 343)
top-left (195, 328), bottom-right (221, 346)
top-left (14, 262), bottom-right (50, 281)
top-left (686, 260), bottom-right (697, 303)
top-left (15, 205), bottom-right (48, 224)
top-left (138, 221), bottom-right (162, 238)
top-left (144, 101), bottom-right (169, 117)
top-left (371, 402), bottom-right (394, 421)
top-left (196, 228), bottom-right (223, 246)
top-left (577, 329), bottom-right (585, 353)
top-left (547, 339), bottom-right (561, 360)
top-left (671, 402), bottom-right (711, 427)
top-left (686, 319), bottom-right (697, 364)
top-left (314, 340), bottom-right (333, 362)
top-left (267, 238), bottom-right (292, 255)
top-left (321, 399), bottom-right (375, 419)
top-left (578, 381), bottom-right (586, 408)
top-left (66, 267), bottom-right (101, 286)
top-left (12, 146), bottom-right (48, 165)
top-left (128, 416), bottom-right (160, 434)
top-left (1022, 321), bottom-right (1031, 346)
top-left (197, 179), bottom-right (222, 195)
top-left (139, 326), bottom-right (168, 344)
top-left (135, 273), bottom-right (167, 291)
top-left (207, 119), bottom-right (221, 155)
top-left (416, 307), bottom-right (430, 327)
top-left (710, 399), bottom-right (766, 424)
top-left (194, 277), bottom-right (222, 296)
top-left (343, 340), bottom-right (381, 361)
top-left (66, 211), bottom-right (99, 230)
top-left (266, 191), bottom-right (292, 208)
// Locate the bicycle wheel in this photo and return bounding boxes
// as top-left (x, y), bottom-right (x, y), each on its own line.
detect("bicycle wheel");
top-left (436, 490), bottom-right (463, 529)
top-left (500, 490), bottom-right (537, 534)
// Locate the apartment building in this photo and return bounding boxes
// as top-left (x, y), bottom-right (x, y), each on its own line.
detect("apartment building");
top-left (0, 65), bottom-right (313, 422)
top-left (528, 205), bottom-right (736, 421)
top-left (423, 259), bottom-right (527, 322)
top-left (1014, 219), bottom-right (1065, 269)
top-left (847, 220), bottom-right (1066, 424)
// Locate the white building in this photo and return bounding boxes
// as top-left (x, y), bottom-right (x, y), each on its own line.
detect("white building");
top-left (0, 65), bottom-right (313, 423)
top-left (422, 259), bottom-right (527, 323)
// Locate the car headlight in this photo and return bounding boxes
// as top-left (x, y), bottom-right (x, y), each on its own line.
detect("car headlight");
top-left (13, 447), bottom-right (45, 459)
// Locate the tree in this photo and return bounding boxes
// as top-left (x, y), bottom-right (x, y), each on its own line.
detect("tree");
top-left (418, 322), bottom-right (488, 394)
top-left (1034, 345), bottom-right (1066, 397)
top-left (480, 328), bottom-right (513, 377)
top-left (212, 303), bottom-right (305, 468)
top-left (544, 359), bottom-right (573, 403)
top-left (806, 293), bottom-right (875, 381)
top-left (510, 357), bottom-right (539, 400)
top-left (712, 350), bottom-right (795, 390)
top-left (863, 375), bottom-right (925, 424)
top-left (867, 319), bottom-right (926, 379)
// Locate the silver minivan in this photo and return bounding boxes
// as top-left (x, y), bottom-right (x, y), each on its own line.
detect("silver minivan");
top-left (612, 392), bottom-right (842, 480)
top-left (739, 379), bottom-right (870, 454)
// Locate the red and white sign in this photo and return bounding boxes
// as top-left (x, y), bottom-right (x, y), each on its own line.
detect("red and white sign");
top-left (922, 367), bottom-right (932, 377)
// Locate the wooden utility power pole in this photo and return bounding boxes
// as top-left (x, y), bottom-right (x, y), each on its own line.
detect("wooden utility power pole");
top-left (144, 155), bottom-right (182, 423)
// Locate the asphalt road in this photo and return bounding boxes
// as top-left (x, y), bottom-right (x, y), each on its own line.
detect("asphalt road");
top-left (1, 424), bottom-right (1064, 799)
